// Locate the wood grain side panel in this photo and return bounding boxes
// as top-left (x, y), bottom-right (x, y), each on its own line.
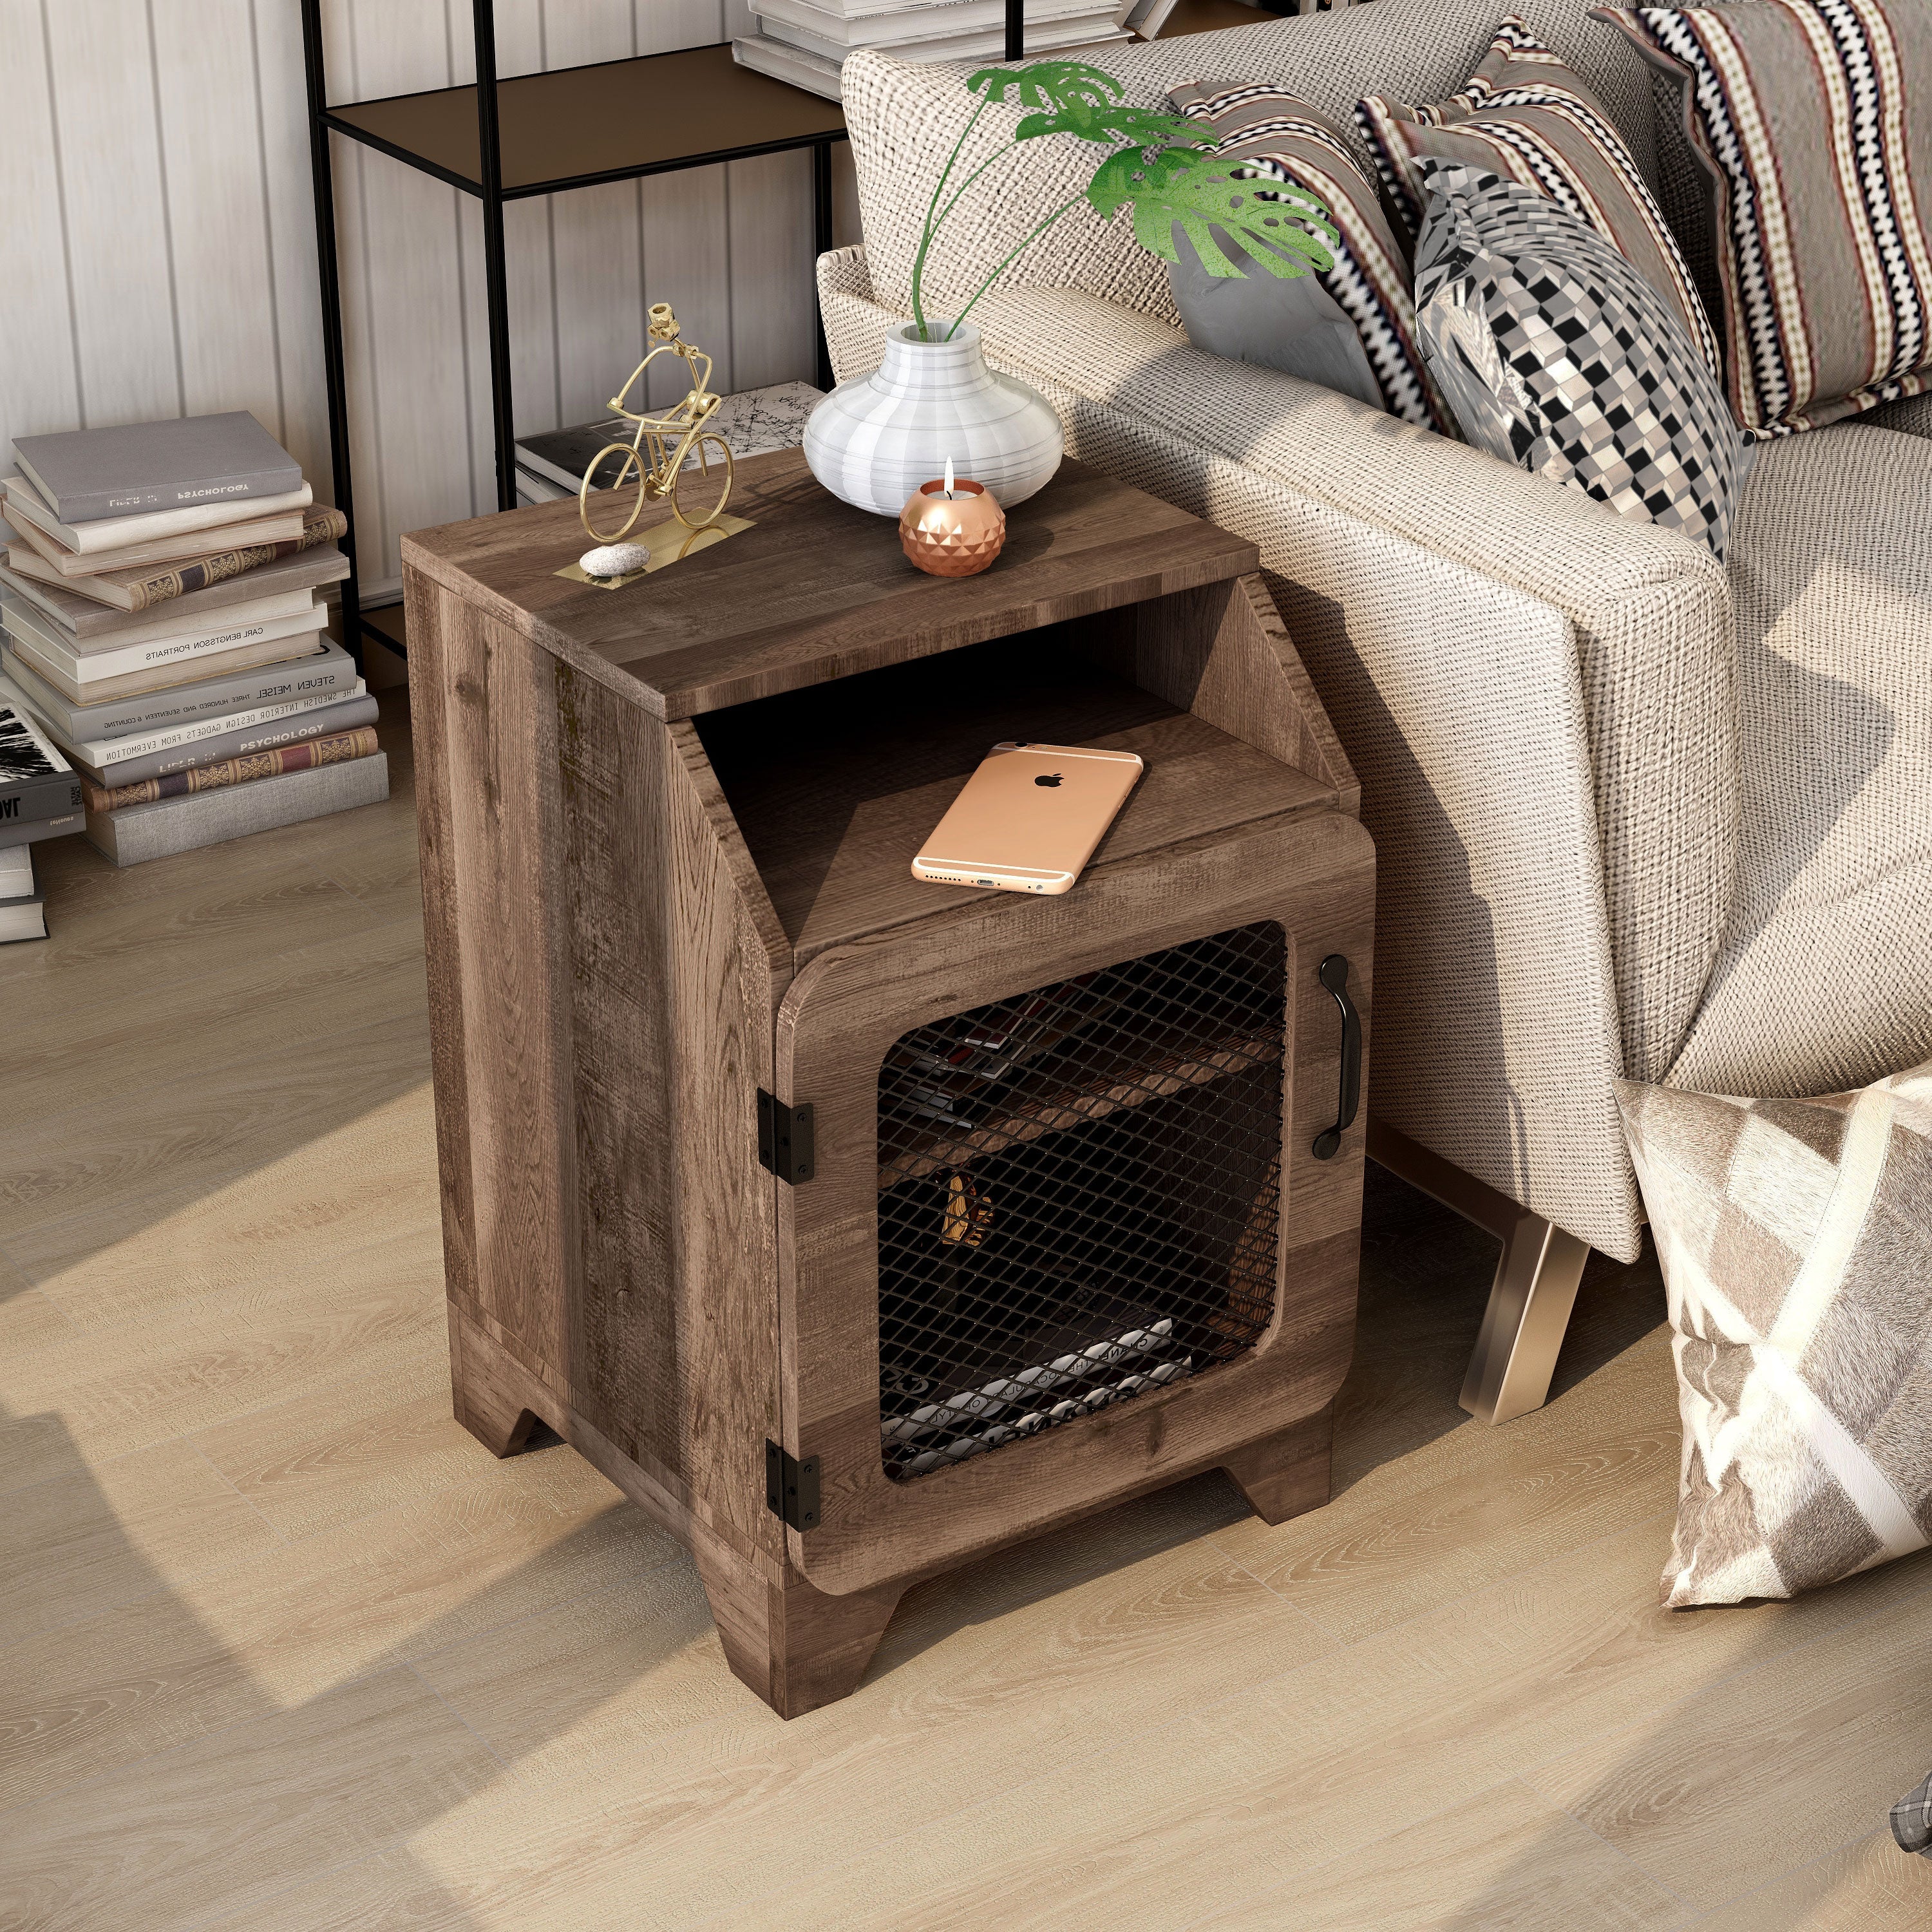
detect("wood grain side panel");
top-left (663, 738), bottom-right (785, 1562)
top-left (1074, 575), bottom-right (1360, 818)
top-left (435, 596), bottom-right (580, 1377)
top-left (552, 661), bottom-right (677, 1471)
top-left (404, 570), bottom-right (478, 1313)
top-left (446, 1296), bottom-right (787, 1587)
top-left (667, 721), bottom-right (791, 1008)
top-left (1233, 576), bottom-right (1361, 817)
top-left (447, 1283), bottom-right (713, 1542)
top-left (447, 1297), bottom-right (543, 1458)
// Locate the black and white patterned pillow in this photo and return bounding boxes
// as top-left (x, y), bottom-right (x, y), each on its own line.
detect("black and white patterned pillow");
top-left (1412, 158), bottom-right (1750, 560)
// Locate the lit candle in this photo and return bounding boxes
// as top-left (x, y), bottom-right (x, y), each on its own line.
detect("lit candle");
top-left (899, 468), bottom-right (1005, 578)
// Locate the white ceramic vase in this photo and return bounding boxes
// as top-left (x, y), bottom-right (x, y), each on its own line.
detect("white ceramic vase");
top-left (802, 320), bottom-right (1064, 518)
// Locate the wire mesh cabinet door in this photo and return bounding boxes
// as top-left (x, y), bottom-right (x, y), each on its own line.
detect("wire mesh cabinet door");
top-left (772, 808), bottom-right (1374, 1597)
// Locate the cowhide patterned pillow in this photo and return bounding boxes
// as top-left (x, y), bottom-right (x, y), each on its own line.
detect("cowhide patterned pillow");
top-left (1616, 1058), bottom-right (1932, 1608)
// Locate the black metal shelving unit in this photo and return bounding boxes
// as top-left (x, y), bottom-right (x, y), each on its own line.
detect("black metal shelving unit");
top-left (298, 0), bottom-right (906, 661)
top-left (297, 1), bottom-right (1130, 661)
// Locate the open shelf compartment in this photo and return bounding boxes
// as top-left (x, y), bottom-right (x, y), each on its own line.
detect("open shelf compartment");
top-left (692, 623), bottom-right (1336, 970)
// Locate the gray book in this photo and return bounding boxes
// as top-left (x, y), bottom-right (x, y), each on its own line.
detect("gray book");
top-left (13, 412), bottom-right (301, 525)
top-left (1, 637), bottom-right (360, 741)
top-left (88, 692), bottom-right (380, 788)
top-left (0, 808), bottom-right (80, 849)
top-left (514, 418), bottom-right (627, 493)
top-left (85, 752), bottom-right (389, 867)
top-left (0, 545), bottom-right (348, 639)
top-left (514, 383), bottom-right (824, 491)
top-left (0, 696), bottom-right (82, 825)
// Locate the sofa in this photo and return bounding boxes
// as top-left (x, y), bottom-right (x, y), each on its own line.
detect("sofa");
top-left (818, 0), bottom-right (1932, 1421)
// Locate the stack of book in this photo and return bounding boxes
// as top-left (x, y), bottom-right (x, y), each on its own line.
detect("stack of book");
top-left (732, 0), bottom-right (1135, 102)
top-left (0, 687), bottom-right (80, 941)
top-left (0, 412), bottom-right (384, 868)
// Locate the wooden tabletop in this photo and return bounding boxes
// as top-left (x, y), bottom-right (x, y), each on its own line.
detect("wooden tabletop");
top-left (401, 448), bottom-right (1260, 720)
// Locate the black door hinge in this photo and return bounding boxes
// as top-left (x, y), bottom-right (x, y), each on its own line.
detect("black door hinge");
top-left (765, 1439), bottom-right (821, 1531)
top-left (757, 1090), bottom-right (815, 1184)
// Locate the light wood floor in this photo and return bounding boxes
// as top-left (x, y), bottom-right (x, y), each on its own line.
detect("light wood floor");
top-left (4, 689), bottom-right (1931, 1931)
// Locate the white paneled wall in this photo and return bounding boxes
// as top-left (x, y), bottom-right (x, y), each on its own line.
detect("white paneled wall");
top-left (0, 0), bottom-right (840, 599)
top-left (0, 0), bottom-right (329, 504)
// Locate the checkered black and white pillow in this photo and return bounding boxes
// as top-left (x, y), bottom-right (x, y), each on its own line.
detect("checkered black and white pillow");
top-left (1412, 158), bottom-right (1750, 561)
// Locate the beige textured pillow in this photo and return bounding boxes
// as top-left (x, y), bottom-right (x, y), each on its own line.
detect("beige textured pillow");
top-left (1616, 1059), bottom-right (1932, 1608)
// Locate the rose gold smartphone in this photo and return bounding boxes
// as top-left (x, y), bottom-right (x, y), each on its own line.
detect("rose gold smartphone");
top-left (911, 742), bottom-right (1144, 896)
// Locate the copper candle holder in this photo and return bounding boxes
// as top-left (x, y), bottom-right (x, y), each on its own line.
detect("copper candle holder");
top-left (899, 468), bottom-right (1006, 578)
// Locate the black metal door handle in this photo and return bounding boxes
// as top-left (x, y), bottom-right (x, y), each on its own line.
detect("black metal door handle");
top-left (1311, 954), bottom-right (1360, 1160)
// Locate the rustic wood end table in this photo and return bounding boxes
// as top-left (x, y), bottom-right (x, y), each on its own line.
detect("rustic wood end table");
top-left (402, 448), bottom-right (1374, 1718)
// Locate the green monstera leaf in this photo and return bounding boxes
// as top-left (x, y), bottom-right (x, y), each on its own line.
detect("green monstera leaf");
top-left (1014, 101), bottom-right (1206, 152)
top-left (965, 59), bottom-right (1125, 116)
top-left (1088, 146), bottom-right (1337, 279)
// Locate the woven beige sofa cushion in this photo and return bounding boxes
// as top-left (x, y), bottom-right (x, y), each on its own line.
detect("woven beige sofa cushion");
top-left (1866, 392), bottom-right (1932, 441)
top-left (1667, 422), bottom-right (1932, 1098)
top-left (820, 248), bottom-right (1740, 1258)
top-left (842, 0), bottom-right (1662, 330)
top-left (1618, 1059), bottom-right (1932, 1607)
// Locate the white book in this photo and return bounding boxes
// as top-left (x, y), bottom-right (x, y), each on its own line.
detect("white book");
top-left (2, 473), bottom-right (313, 555)
top-left (7, 504), bottom-right (308, 577)
top-left (1124, 0), bottom-right (1186, 35)
top-left (763, 7), bottom-right (1126, 60)
top-left (732, 33), bottom-right (845, 95)
top-left (44, 679), bottom-right (368, 770)
top-left (515, 465), bottom-right (572, 506)
top-left (0, 586), bottom-right (324, 685)
top-left (0, 556), bottom-right (342, 641)
top-left (0, 893), bottom-right (46, 943)
top-left (754, 0), bottom-right (1035, 17)
top-left (0, 843), bottom-right (31, 900)
top-left (65, 583), bottom-right (314, 650)
top-left (754, 0), bottom-right (1124, 47)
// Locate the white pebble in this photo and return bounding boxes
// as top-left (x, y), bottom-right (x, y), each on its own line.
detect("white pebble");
top-left (580, 543), bottom-right (650, 578)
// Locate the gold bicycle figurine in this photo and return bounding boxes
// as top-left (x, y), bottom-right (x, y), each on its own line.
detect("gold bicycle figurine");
top-left (578, 303), bottom-right (735, 542)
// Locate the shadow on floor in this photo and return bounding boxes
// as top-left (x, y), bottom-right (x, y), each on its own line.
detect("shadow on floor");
top-left (0, 694), bottom-right (427, 1304)
top-left (1331, 1161), bottom-right (1665, 1498)
top-left (870, 1163), bottom-right (1669, 1680)
top-left (0, 1162), bottom-right (1671, 1929)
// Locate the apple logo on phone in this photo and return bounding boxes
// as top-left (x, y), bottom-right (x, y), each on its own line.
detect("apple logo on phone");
top-left (1034, 773), bottom-right (1063, 788)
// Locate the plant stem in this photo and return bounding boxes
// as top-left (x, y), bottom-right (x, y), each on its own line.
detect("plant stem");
top-left (911, 95), bottom-right (989, 342)
top-left (929, 145), bottom-right (1016, 244)
top-left (943, 193), bottom-right (1087, 339)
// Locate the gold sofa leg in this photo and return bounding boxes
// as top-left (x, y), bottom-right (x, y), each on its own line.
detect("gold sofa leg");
top-left (1367, 1118), bottom-right (1592, 1426)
